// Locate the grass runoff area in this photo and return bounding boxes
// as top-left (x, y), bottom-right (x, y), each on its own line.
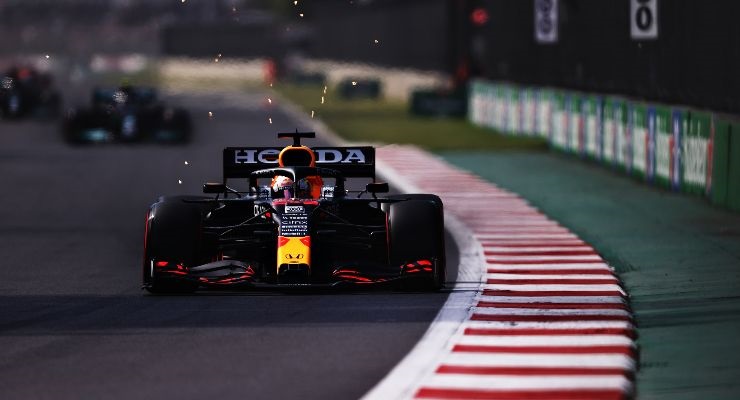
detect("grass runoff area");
top-left (274, 84), bottom-right (546, 151)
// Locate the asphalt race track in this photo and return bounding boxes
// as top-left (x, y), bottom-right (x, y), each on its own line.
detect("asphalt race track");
top-left (0, 89), bottom-right (455, 399)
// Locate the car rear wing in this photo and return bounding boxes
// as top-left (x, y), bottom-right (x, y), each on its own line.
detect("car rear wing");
top-left (222, 147), bottom-right (375, 180)
top-left (93, 86), bottom-right (157, 104)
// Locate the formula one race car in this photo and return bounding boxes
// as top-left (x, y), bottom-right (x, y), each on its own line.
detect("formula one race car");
top-left (63, 85), bottom-right (191, 144)
top-left (0, 66), bottom-right (61, 120)
top-left (142, 131), bottom-right (445, 293)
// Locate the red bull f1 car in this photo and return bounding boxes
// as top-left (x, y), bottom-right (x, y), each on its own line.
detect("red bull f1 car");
top-left (142, 131), bottom-right (445, 293)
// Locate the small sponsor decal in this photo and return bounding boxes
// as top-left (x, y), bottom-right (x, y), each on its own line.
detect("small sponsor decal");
top-left (646, 107), bottom-right (657, 182)
top-left (257, 187), bottom-right (271, 199)
top-left (253, 204), bottom-right (269, 216)
top-left (670, 110), bottom-right (683, 190)
top-left (285, 205), bottom-right (305, 214)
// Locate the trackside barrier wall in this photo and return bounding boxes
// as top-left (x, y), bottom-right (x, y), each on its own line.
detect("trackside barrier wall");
top-left (683, 112), bottom-right (712, 195)
top-left (468, 79), bottom-right (740, 212)
top-left (631, 103), bottom-right (649, 181)
top-left (583, 96), bottom-right (603, 161)
top-left (495, 85), bottom-right (507, 131)
top-left (566, 94), bottom-right (582, 155)
top-left (522, 88), bottom-right (536, 136)
top-left (729, 123), bottom-right (740, 211)
top-left (603, 99), bottom-right (616, 165)
top-left (603, 97), bottom-right (629, 170)
top-left (711, 120), bottom-right (731, 207)
top-left (552, 92), bottom-right (567, 151)
top-left (507, 86), bottom-right (521, 135)
top-left (536, 89), bottom-right (553, 139)
top-left (654, 107), bottom-right (672, 188)
top-left (614, 99), bottom-right (630, 173)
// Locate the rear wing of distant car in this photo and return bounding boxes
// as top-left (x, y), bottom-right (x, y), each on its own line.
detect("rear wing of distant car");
top-left (222, 147), bottom-right (376, 180)
top-left (92, 86), bottom-right (157, 105)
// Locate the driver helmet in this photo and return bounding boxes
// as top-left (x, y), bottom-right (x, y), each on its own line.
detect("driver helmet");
top-left (294, 178), bottom-right (312, 198)
top-left (271, 175), bottom-right (314, 199)
top-left (272, 176), bottom-right (294, 199)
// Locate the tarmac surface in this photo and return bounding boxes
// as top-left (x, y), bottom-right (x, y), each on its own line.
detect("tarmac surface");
top-left (441, 150), bottom-right (740, 400)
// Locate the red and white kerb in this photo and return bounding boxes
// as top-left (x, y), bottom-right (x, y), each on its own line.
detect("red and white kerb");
top-left (365, 146), bottom-right (635, 400)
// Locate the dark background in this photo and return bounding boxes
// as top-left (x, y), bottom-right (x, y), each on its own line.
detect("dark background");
top-left (293, 0), bottom-right (740, 115)
top-left (299, 0), bottom-right (738, 115)
top-left (470, 0), bottom-right (740, 115)
top-left (1, 0), bottom-right (737, 113)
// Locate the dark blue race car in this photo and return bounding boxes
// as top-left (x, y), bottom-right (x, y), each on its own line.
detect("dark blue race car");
top-left (0, 66), bottom-right (61, 120)
top-left (63, 85), bottom-right (191, 144)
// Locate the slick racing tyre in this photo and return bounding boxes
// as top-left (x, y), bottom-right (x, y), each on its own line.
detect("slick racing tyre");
top-left (143, 196), bottom-right (206, 294)
top-left (386, 195), bottom-right (446, 291)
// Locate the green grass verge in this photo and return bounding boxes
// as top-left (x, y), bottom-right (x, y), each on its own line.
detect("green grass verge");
top-left (99, 67), bottom-right (161, 87)
top-left (273, 84), bottom-right (547, 152)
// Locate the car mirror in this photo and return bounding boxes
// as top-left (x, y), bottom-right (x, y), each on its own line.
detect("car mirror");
top-left (366, 182), bottom-right (389, 193)
top-left (203, 182), bottom-right (226, 193)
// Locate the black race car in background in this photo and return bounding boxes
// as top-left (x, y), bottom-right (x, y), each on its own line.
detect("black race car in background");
top-left (143, 131), bottom-right (446, 293)
top-left (63, 85), bottom-right (191, 144)
top-left (0, 66), bottom-right (61, 120)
